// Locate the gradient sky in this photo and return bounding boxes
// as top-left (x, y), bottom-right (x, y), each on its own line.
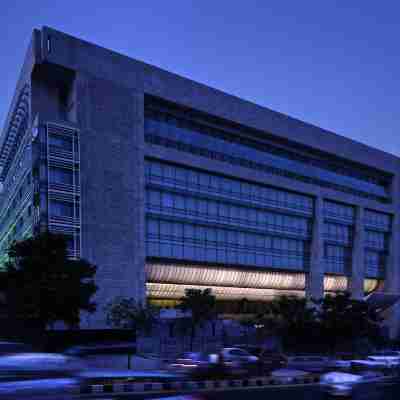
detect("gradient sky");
top-left (0, 1), bottom-right (399, 155)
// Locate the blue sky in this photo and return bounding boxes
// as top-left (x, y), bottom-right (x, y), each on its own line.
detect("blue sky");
top-left (0, 1), bottom-right (399, 155)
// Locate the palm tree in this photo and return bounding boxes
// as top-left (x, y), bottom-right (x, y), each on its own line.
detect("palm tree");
top-left (177, 288), bottom-right (217, 351)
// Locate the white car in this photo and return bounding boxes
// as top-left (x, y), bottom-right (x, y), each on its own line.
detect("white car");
top-left (367, 351), bottom-right (400, 365)
top-left (320, 371), bottom-right (384, 397)
top-left (220, 347), bottom-right (258, 363)
top-left (320, 371), bottom-right (363, 397)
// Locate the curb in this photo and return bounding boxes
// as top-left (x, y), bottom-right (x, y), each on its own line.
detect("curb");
top-left (79, 375), bottom-right (322, 395)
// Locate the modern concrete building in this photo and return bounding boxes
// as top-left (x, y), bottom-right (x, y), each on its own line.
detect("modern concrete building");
top-left (1, 27), bottom-right (399, 332)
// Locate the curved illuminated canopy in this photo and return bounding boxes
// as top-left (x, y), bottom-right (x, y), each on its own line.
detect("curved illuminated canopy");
top-left (146, 263), bottom-right (380, 301)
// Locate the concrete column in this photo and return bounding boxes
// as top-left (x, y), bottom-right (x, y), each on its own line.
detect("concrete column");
top-left (77, 73), bottom-right (146, 328)
top-left (348, 206), bottom-right (364, 300)
top-left (306, 196), bottom-right (324, 300)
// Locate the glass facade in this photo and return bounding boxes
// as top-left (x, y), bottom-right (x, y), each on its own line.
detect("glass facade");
top-left (146, 160), bottom-right (312, 272)
top-left (364, 210), bottom-right (391, 278)
top-left (46, 123), bottom-right (81, 259)
top-left (49, 167), bottom-right (74, 185)
top-left (144, 103), bottom-right (390, 203)
top-left (323, 200), bottom-right (354, 275)
top-left (0, 139), bottom-right (33, 268)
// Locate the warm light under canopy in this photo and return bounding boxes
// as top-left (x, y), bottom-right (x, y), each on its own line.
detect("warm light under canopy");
top-left (146, 263), bottom-right (379, 301)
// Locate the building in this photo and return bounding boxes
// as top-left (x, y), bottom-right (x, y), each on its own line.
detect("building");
top-left (1, 27), bottom-right (399, 333)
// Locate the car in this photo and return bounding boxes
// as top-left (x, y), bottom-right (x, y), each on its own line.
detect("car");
top-left (320, 371), bottom-right (384, 398)
top-left (286, 355), bottom-right (331, 373)
top-left (220, 347), bottom-right (258, 364)
top-left (232, 345), bottom-right (265, 357)
top-left (168, 352), bottom-right (226, 378)
top-left (351, 358), bottom-right (398, 372)
top-left (367, 351), bottom-right (400, 365)
top-left (233, 345), bottom-right (287, 374)
top-left (169, 348), bottom-right (258, 378)
top-left (0, 351), bottom-right (85, 399)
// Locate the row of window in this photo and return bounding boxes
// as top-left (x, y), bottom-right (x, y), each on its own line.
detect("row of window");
top-left (48, 133), bottom-right (76, 152)
top-left (324, 244), bottom-right (352, 275)
top-left (365, 230), bottom-right (387, 251)
top-left (146, 104), bottom-right (388, 187)
top-left (323, 222), bottom-right (353, 245)
top-left (145, 160), bottom-right (314, 214)
top-left (49, 166), bottom-right (77, 186)
top-left (324, 200), bottom-right (355, 222)
top-left (364, 210), bottom-right (391, 231)
top-left (1, 172), bottom-right (31, 221)
top-left (2, 139), bottom-right (31, 195)
top-left (144, 111), bottom-right (388, 201)
top-left (365, 250), bottom-right (385, 278)
top-left (49, 200), bottom-right (79, 218)
top-left (146, 218), bottom-right (309, 270)
top-left (0, 204), bottom-right (33, 254)
top-left (0, 172), bottom-right (32, 244)
top-left (147, 189), bottom-right (311, 237)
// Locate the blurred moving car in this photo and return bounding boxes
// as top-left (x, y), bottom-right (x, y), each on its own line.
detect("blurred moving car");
top-left (0, 344), bottom-right (85, 399)
top-left (367, 351), bottom-right (400, 365)
top-left (286, 355), bottom-right (331, 373)
top-left (320, 371), bottom-right (384, 398)
top-left (169, 348), bottom-right (258, 378)
top-left (168, 352), bottom-right (228, 378)
top-left (220, 347), bottom-right (258, 364)
top-left (233, 345), bottom-right (286, 374)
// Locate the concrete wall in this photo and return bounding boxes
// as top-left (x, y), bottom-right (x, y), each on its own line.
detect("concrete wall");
top-left (76, 73), bottom-right (146, 327)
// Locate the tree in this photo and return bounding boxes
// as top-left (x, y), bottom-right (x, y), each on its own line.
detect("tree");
top-left (105, 297), bottom-right (159, 369)
top-left (177, 288), bottom-right (217, 351)
top-left (251, 295), bottom-right (320, 350)
top-left (105, 297), bottom-right (159, 336)
top-left (316, 292), bottom-right (383, 354)
top-left (0, 232), bottom-right (97, 330)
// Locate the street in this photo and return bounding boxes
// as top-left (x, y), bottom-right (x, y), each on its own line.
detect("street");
top-left (82, 381), bottom-right (400, 400)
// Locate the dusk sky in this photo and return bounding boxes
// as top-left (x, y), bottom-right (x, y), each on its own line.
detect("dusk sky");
top-left (0, 1), bottom-right (399, 155)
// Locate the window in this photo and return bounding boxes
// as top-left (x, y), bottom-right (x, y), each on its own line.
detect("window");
top-left (144, 108), bottom-right (390, 202)
top-left (50, 200), bottom-right (74, 217)
top-left (365, 210), bottom-right (391, 231)
top-left (145, 160), bottom-right (314, 214)
top-left (49, 167), bottom-right (73, 185)
top-left (49, 134), bottom-right (73, 151)
top-left (146, 217), bottom-right (308, 270)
